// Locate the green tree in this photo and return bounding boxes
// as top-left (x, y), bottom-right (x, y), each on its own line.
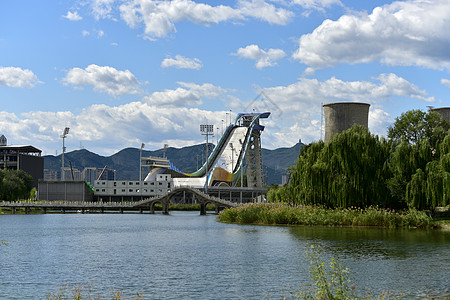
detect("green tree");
top-left (388, 109), bottom-right (449, 153)
top-left (387, 109), bottom-right (449, 210)
top-left (0, 169), bottom-right (34, 201)
top-left (270, 125), bottom-right (391, 208)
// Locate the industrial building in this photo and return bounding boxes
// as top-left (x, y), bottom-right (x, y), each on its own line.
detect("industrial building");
top-left (0, 136), bottom-right (44, 187)
top-left (323, 102), bottom-right (370, 143)
top-left (431, 107), bottom-right (450, 122)
top-left (94, 174), bottom-right (172, 201)
top-left (38, 181), bottom-right (94, 202)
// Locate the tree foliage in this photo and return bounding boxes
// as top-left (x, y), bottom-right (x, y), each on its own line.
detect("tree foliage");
top-left (0, 169), bottom-right (34, 201)
top-left (269, 109), bottom-right (450, 211)
top-left (269, 126), bottom-right (391, 208)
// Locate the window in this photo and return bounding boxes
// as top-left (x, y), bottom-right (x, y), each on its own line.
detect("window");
top-left (129, 189), bottom-right (133, 192)
top-left (122, 182), bottom-right (126, 185)
top-left (122, 189), bottom-right (125, 192)
top-left (135, 182), bottom-right (139, 185)
top-left (96, 189), bottom-right (99, 192)
top-left (129, 182), bottom-right (133, 185)
top-left (159, 182), bottom-right (162, 185)
top-left (102, 182), bottom-right (105, 185)
top-left (113, 182), bottom-right (117, 186)
top-left (144, 182), bottom-right (148, 185)
top-left (113, 189), bottom-right (116, 195)
top-left (101, 189), bottom-right (105, 192)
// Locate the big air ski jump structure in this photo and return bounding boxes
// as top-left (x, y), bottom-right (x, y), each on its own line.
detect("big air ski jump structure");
top-left (143, 112), bottom-right (270, 189)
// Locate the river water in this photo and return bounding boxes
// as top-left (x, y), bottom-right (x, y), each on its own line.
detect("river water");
top-left (0, 212), bottom-right (449, 299)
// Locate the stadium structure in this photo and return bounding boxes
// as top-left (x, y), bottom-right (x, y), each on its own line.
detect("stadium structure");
top-left (142, 112), bottom-right (270, 189)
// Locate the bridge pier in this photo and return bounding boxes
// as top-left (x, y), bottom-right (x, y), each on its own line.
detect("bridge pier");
top-left (162, 203), bottom-right (169, 214)
top-left (41, 207), bottom-right (46, 214)
top-left (25, 207), bottom-right (29, 214)
top-left (11, 207), bottom-right (16, 214)
top-left (200, 203), bottom-right (206, 215)
top-left (215, 205), bottom-right (220, 214)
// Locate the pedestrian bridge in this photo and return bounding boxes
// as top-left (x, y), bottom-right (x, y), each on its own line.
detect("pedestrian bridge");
top-left (134, 186), bottom-right (238, 214)
top-left (0, 186), bottom-right (240, 215)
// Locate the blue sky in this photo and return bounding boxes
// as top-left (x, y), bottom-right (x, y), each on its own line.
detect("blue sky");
top-left (1, 0), bottom-right (449, 156)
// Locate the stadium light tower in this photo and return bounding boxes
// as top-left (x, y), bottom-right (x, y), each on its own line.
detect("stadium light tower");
top-left (60, 127), bottom-right (70, 181)
top-left (200, 124), bottom-right (214, 193)
top-left (139, 143), bottom-right (145, 182)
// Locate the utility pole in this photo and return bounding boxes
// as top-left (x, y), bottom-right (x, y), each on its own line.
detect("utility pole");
top-left (200, 124), bottom-right (214, 193)
top-left (60, 127), bottom-right (70, 181)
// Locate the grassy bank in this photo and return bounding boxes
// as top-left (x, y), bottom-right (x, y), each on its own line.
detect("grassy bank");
top-left (217, 203), bottom-right (438, 229)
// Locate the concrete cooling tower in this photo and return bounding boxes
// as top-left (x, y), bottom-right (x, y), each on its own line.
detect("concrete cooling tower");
top-left (430, 107), bottom-right (450, 122)
top-left (323, 102), bottom-right (370, 143)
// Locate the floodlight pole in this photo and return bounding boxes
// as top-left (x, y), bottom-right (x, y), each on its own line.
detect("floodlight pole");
top-left (140, 143), bottom-right (145, 182)
top-left (60, 127), bottom-right (70, 181)
top-left (200, 124), bottom-right (214, 194)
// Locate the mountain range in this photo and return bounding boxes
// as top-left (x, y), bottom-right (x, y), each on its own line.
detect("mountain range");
top-left (44, 142), bottom-right (303, 185)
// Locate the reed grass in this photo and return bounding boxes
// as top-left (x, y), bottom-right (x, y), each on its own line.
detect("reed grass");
top-left (217, 203), bottom-right (437, 229)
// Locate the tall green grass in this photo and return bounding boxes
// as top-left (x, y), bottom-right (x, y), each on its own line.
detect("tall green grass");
top-left (217, 203), bottom-right (436, 229)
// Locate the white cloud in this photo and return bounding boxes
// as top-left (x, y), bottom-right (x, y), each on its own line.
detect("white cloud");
top-left (293, 0), bottom-right (450, 70)
top-left (234, 44), bottom-right (286, 69)
top-left (63, 11), bottom-right (83, 21)
top-left (0, 67), bottom-right (42, 88)
top-left (96, 29), bottom-right (105, 38)
top-left (0, 102), bottom-right (234, 156)
top-left (62, 64), bottom-right (141, 97)
top-left (292, 0), bottom-right (342, 16)
top-left (0, 74), bottom-right (433, 155)
top-left (248, 73), bottom-right (432, 147)
top-left (440, 78), bottom-right (450, 88)
top-left (91, 0), bottom-right (117, 20)
top-left (161, 55), bottom-right (202, 70)
top-left (143, 82), bottom-right (227, 106)
top-left (119, 0), bottom-right (293, 39)
top-left (82, 30), bottom-right (90, 36)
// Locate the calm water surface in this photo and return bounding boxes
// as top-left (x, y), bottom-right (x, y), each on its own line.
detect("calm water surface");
top-left (0, 212), bottom-right (449, 299)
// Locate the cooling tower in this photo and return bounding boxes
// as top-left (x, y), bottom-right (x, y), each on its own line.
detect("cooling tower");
top-left (323, 102), bottom-right (370, 143)
top-left (430, 107), bottom-right (450, 122)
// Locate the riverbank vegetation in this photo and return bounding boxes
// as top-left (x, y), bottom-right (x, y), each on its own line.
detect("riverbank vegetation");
top-left (267, 110), bottom-right (449, 212)
top-left (217, 203), bottom-right (435, 228)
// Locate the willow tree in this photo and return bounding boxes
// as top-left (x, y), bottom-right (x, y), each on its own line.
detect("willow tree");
top-left (405, 135), bottom-right (450, 210)
top-left (388, 109), bottom-right (450, 210)
top-left (270, 125), bottom-right (391, 208)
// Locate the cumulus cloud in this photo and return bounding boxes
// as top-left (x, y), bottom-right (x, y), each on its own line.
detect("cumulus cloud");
top-left (0, 67), bottom-right (42, 88)
top-left (0, 103), bottom-right (234, 156)
top-left (247, 73), bottom-right (432, 147)
top-left (0, 74), bottom-right (434, 154)
top-left (161, 55), bottom-right (202, 70)
top-left (119, 0), bottom-right (292, 39)
top-left (62, 64), bottom-right (141, 97)
top-left (233, 44), bottom-right (286, 69)
top-left (293, 0), bottom-right (450, 70)
top-left (143, 82), bottom-right (227, 106)
top-left (63, 11), bottom-right (83, 21)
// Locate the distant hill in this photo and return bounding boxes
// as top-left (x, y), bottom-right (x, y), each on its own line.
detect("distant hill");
top-left (44, 142), bottom-right (303, 185)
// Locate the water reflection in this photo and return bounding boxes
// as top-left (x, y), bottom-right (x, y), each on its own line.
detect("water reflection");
top-left (289, 226), bottom-right (450, 260)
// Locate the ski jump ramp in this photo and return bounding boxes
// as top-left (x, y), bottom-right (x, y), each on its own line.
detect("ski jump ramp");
top-left (144, 112), bottom-right (270, 189)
